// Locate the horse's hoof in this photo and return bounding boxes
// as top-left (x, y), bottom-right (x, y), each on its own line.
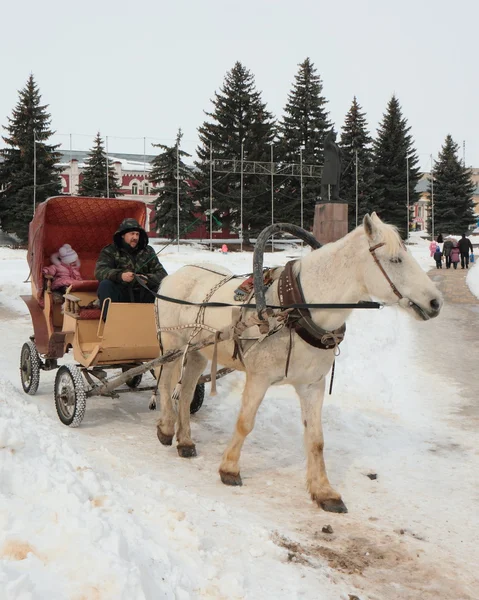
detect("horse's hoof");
top-left (177, 444), bottom-right (197, 458)
top-left (219, 470), bottom-right (242, 486)
top-left (319, 498), bottom-right (348, 513)
top-left (157, 429), bottom-right (173, 446)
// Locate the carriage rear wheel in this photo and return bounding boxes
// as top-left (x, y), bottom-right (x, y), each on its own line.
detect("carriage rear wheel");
top-left (20, 340), bottom-right (41, 395)
top-left (54, 365), bottom-right (87, 427)
top-left (121, 366), bottom-right (143, 389)
top-left (190, 383), bottom-right (205, 414)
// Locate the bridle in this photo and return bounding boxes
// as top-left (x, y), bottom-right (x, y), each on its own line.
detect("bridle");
top-left (368, 242), bottom-right (404, 301)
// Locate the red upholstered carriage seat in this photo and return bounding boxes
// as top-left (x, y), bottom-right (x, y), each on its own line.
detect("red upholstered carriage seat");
top-left (77, 308), bottom-right (102, 320)
top-left (30, 196), bottom-right (147, 308)
top-left (69, 280), bottom-right (99, 293)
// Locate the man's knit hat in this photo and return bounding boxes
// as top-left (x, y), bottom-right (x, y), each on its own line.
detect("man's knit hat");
top-left (119, 218), bottom-right (142, 234)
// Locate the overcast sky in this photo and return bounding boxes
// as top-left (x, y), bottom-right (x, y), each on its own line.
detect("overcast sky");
top-left (1, 0), bottom-right (477, 171)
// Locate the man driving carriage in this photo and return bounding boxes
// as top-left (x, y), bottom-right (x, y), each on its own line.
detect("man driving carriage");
top-left (95, 218), bottom-right (167, 314)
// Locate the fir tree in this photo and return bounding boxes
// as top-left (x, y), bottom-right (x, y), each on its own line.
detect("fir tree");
top-left (372, 95), bottom-right (420, 237)
top-left (0, 75), bottom-right (62, 241)
top-left (195, 62), bottom-right (276, 244)
top-left (149, 129), bottom-right (196, 238)
top-left (276, 58), bottom-right (331, 228)
top-left (339, 97), bottom-right (378, 230)
top-left (427, 135), bottom-right (475, 235)
top-left (78, 133), bottom-right (121, 197)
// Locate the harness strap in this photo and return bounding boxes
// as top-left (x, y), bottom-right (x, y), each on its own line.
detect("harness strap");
top-left (278, 261), bottom-right (346, 352)
top-left (369, 242), bottom-right (403, 300)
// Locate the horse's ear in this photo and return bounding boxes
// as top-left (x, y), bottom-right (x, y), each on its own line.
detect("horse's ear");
top-left (371, 211), bottom-right (380, 222)
top-left (363, 214), bottom-right (380, 242)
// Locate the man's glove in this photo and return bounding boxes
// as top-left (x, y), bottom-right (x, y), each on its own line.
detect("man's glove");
top-left (136, 274), bottom-right (149, 285)
top-left (145, 273), bottom-right (160, 291)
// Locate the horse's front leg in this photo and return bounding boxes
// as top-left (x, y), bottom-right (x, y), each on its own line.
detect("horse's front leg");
top-left (219, 374), bottom-right (271, 486)
top-left (293, 379), bottom-right (348, 513)
top-left (175, 351), bottom-right (207, 458)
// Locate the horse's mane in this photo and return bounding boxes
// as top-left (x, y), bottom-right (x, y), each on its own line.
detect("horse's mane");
top-left (371, 214), bottom-right (402, 257)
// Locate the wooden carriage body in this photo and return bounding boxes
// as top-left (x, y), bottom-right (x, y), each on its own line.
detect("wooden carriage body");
top-left (22, 196), bottom-right (159, 367)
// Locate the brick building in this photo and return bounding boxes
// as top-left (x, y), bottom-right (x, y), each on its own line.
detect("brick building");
top-left (58, 150), bottom-right (236, 240)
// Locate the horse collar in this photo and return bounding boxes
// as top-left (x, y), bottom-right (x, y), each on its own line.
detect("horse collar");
top-left (277, 260), bottom-right (346, 351)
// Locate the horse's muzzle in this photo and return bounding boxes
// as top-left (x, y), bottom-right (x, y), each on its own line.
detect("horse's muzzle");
top-left (409, 297), bottom-right (442, 320)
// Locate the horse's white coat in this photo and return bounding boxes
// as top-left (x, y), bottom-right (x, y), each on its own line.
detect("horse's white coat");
top-left (153, 214), bottom-right (443, 512)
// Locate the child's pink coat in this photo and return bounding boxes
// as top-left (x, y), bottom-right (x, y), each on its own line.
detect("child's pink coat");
top-left (43, 261), bottom-right (82, 290)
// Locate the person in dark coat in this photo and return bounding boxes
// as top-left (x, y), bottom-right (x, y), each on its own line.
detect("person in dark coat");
top-left (95, 218), bottom-right (167, 317)
top-left (433, 246), bottom-right (443, 269)
top-left (436, 233), bottom-right (444, 243)
top-left (442, 237), bottom-right (454, 269)
top-left (458, 234), bottom-right (473, 269)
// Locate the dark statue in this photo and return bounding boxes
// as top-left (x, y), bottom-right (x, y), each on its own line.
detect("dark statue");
top-left (319, 130), bottom-right (342, 203)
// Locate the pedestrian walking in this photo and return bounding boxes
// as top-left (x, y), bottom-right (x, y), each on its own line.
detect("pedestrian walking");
top-left (433, 246), bottom-right (443, 269)
top-left (429, 240), bottom-right (438, 257)
top-left (450, 243), bottom-right (461, 270)
top-left (442, 237), bottom-right (454, 269)
top-left (458, 234), bottom-right (473, 269)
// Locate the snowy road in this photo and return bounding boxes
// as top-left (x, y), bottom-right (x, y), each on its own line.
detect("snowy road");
top-left (1, 243), bottom-right (478, 600)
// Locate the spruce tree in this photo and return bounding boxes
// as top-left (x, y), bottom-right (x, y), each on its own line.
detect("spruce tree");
top-left (339, 97), bottom-right (378, 230)
top-left (427, 135), bottom-right (475, 235)
top-left (78, 133), bottom-right (121, 197)
top-left (276, 58), bottom-right (331, 228)
top-left (150, 129), bottom-right (196, 238)
top-left (0, 75), bottom-right (62, 241)
top-left (195, 62), bottom-right (275, 244)
top-left (372, 95), bottom-right (420, 237)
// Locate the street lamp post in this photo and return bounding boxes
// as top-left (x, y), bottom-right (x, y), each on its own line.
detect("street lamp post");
top-left (177, 141), bottom-right (180, 252)
top-left (33, 133), bottom-right (43, 216)
top-left (33, 132), bottom-right (37, 215)
top-left (406, 154), bottom-right (410, 241)
top-left (355, 150), bottom-right (359, 228)
top-left (430, 154), bottom-right (435, 241)
top-left (300, 147), bottom-right (304, 231)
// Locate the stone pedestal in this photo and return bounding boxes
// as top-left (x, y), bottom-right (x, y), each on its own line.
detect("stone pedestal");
top-left (313, 203), bottom-right (348, 245)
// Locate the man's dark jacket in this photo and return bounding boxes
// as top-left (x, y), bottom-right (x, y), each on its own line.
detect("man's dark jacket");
top-left (95, 218), bottom-right (167, 292)
top-left (458, 237), bottom-right (473, 254)
top-left (442, 240), bottom-right (454, 257)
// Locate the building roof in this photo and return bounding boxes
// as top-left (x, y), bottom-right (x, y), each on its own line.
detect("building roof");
top-left (58, 149), bottom-right (156, 165)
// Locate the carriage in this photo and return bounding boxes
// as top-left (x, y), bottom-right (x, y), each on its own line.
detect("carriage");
top-left (20, 196), bottom-right (204, 427)
top-left (20, 197), bottom-right (444, 510)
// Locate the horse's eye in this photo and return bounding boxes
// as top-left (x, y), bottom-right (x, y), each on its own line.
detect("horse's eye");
top-left (390, 257), bottom-right (402, 264)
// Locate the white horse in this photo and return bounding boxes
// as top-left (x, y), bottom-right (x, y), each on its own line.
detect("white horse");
top-left (152, 214), bottom-right (442, 512)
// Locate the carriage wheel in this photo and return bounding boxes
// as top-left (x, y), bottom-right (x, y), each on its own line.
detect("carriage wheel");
top-left (122, 367), bottom-right (143, 389)
top-left (190, 383), bottom-right (205, 414)
top-left (54, 365), bottom-right (86, 427)
top-left (20, 340), bottom-right (41, 395)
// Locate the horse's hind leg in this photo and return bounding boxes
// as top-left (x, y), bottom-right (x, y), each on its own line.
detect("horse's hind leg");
top-left (294, 379), bottom-right (347, 513)
top-left (219, 374), bottom-right (270, 486)
top-left (176, 351), bottom-right (208, 458)
top-left (155, 359), bottom-right (181, 446)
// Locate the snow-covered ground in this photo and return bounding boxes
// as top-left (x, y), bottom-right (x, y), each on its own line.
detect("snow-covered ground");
top-left (1, 234), bottom-right (478, 599)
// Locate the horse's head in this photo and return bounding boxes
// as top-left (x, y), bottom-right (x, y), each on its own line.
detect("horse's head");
top-left (361, 213), bottom-right (442, 320)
